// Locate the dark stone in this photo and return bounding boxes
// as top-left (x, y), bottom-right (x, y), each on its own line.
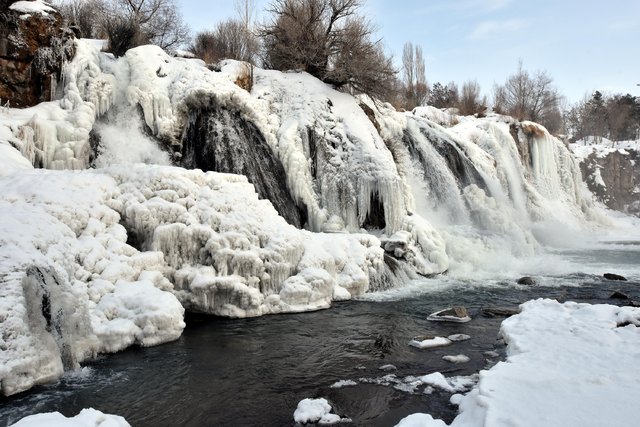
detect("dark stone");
top-left (440, 306), bottom-right (469, 318)
top-left (517, 276), bottom-right (536, 286)
top-left (482, 307), bottom-right (519, 318)
top-left (609, 291), bottom-right (630, 300)
top-left (603, 273), bottom-right (628, 281)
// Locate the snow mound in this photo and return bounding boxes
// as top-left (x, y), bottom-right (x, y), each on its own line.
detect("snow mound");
top-left (397, 299), bottom-right (640, 426)
top-left (10, 408), bottom-right (130, 427)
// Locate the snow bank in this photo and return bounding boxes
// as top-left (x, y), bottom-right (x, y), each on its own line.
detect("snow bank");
top-left (396, 299), bottom-right (640, 426)
top-left (10, 408), bottom-right (130, 427)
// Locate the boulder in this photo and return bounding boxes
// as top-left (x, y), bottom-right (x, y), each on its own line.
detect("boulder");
top-left (517, 276), bottom-right (536, 286)
top-left (603, 273), bottom-right (628, 281)
top-left (609, 291), bottom-right (630, 300)
top-left (427, 306), bottom-right (471, 323)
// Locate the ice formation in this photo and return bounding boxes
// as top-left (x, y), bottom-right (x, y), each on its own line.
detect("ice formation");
top-left (0, 33), bottom-right (620, 396)
top-left (0, 159), bottom-right (388, 395)
top-left (396, 299), bottom-right (640, 427)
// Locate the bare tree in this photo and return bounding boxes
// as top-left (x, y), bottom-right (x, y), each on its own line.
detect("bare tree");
top-left (458, 80), bottom-right (485, 116)
top-left (103, 0), bottom-right (190, 54)
top-left (56, 0), bottom-right (107, 38)
top-left (191, 0), bottom-right (260, 65)
top-left (261, 0), bottom-right (396, 100)
top-left (493, 60), bottom-right (562, 132)
top-left (429, 81), bottom-right (458, 109)
top-left (401, 42), bottom-right (428, 109)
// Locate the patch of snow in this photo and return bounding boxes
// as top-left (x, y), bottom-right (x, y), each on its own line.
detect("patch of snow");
top-left (9, 0), bottom-right (55, 16)
top-left (330, 379), bottom-right (357, 388)
top-left (442, 354), bottom-right (470, 363)
top-left (10, 408), bottom-right (130, 427)
top-left (293, 398), bottom-right (349, 425)
top-left (396, 413), bottom-right (448, 427)
top-left (447, 334), bottom-right (471, 342)
top-left (409, 336), bottom-right (452, 349)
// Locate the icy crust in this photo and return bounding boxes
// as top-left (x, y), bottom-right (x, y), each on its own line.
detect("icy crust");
top-left (0, 165), bottom-right (387, 395)
top-left (10, 408), bottom-right (130, 427)
top-left (396, 299), bottom-right (640, 427)
top-left (110, 164), bottom-right (386, 317)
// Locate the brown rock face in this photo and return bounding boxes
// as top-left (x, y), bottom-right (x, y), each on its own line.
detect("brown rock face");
top-left (580, 149), bottom-right (640, 216)
top-left (0, 1), bottom-right (75, 107)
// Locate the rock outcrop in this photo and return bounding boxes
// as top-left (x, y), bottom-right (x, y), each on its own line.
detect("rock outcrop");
top-left (0, 0), bottom-right (75, 107)
top-left (570, 139), bottom-right (640, 216)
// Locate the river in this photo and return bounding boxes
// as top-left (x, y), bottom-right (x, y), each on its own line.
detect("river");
top-left (1, 243), bottom-right (639, 426)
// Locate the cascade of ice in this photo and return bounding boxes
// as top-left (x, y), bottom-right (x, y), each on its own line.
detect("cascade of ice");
top-left (401, 117), bottom-right (472, 224)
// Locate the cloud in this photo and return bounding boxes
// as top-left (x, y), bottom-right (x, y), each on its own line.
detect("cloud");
top-left (469, 19), bottom-right (525, 40)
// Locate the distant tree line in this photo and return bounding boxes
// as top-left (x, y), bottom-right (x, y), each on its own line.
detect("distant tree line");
top-left (566, 91), bottom-right (640, 142)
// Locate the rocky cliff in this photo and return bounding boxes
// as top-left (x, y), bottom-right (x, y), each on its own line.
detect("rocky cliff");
top-left (570, 138), bottom-right (640, 216)
top-left (0, 0), bottom-right (75, 107)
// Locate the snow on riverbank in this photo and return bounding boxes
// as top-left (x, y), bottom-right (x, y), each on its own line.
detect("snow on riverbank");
top-left (396, 299), bottom-right (640, 427)
top-left (10, 408), bottom-right (130, 427)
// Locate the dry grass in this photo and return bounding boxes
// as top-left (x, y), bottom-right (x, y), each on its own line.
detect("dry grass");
top-left (522, 122), bottom-right (545, 137)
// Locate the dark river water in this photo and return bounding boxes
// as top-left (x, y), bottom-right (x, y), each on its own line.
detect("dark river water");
top-left (2, 246), bottom-right (640, 426)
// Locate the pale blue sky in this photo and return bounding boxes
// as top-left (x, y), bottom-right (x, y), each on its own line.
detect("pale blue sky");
top-left (177, 0), bottom-right (640, 103)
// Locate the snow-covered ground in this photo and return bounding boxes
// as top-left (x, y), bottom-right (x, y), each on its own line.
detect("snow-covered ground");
top-left (570, 136), bottom-right (640, 162)
top-left (396, 299), bottom-right (640, 427)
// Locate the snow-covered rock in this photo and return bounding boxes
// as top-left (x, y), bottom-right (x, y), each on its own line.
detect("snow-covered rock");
top-left (293, 398), bottom-right (349, 425)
